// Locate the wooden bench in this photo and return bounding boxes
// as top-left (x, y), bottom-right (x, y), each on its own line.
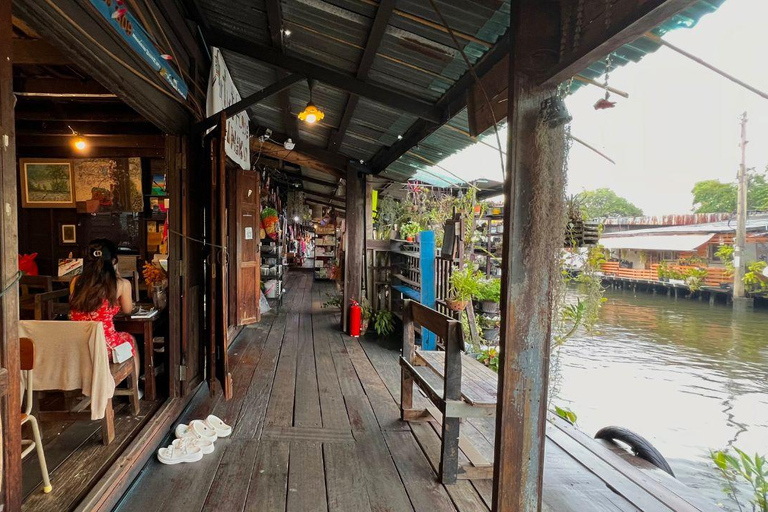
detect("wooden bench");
top-left (399, 300), bottom-right (497, 484)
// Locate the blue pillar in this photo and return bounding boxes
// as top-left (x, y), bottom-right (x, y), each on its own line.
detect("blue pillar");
top-left (420, 230), bottom-right (436, 349)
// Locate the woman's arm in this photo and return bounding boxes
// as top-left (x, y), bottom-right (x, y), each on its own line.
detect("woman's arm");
top-left (117, 278), bottom-right (134, 315)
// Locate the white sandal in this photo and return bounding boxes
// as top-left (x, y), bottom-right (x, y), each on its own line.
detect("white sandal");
top-left (157, 440), bottom-right (203, 465)
top-left (172, 437), bottom-right (214, 455)
top-left (204, 415), bottom-right (232, 438)
top-left (175, 420), bottom-right (217, 442)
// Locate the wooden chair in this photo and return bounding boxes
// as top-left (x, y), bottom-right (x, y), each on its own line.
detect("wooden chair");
top-left (20, 337), bottom-right (53, 494)
top-left (399, 300), bottom-right (498, 484)
top-left (20, 275), bottom-right (54, 319)
top-left (33, 289), bottom-right (70, 320)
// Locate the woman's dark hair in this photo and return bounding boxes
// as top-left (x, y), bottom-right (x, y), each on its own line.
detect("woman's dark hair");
top-left (70, 238), bottom-right (119, 313)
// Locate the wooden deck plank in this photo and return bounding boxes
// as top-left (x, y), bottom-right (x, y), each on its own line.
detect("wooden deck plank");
top-left (287, 441), bottom-right (328, 512)
top-left (293, 291), bottom-right (322, 428)
top-left (201, 440), bottom-right (259, 512)
top-left (415, 351), bottom-right (497, 406)
top-left (383, 430), bottom-right (456, 512)
top-left (244, 440), bottom-right (290, 512)
top-left (311, 290), bottom-right (351, 430)
top-left (344, 337), bottom-right (408, 431)
top-left (352, 430), bottom-right (414, 512)
top-left (323, 442), bottom-right (373, 512)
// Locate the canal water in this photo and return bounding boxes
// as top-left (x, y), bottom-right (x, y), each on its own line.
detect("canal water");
top-left (553, 288), bottom-right (768, 510)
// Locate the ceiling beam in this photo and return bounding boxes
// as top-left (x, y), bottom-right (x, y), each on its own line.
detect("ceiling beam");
top-left (251, 132), bottom-right (346, 179)
top-left (306, 198), bottom-right (345, 211)
top-left (544, 0), bottom-right (697, 86)
top-left (369, 32), bottom-right (510, 173)
top-left (16, 133), bottom-right (165, 148)
top-left (265, 0), bottom-right (300, 141)
top-left (194, 74), bottom-right (303, 132)
top-left (327, 0), bottom-right (396, 152)
top-left (303, 190), bottom-right (345, 203)
top-left (13, 77), bottom-right (112, 96)
top-left (206, 29), bottom-right (443, 124)
top-left (12, 38), bottom-right (71, 65)
top-left (281, 171), bottom-right (339, 189)
top-left (15, 102), bottom-right (145, 122)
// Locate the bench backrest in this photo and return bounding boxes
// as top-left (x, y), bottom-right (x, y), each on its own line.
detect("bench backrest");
top-left (402, 300), bottom-right (463, 360)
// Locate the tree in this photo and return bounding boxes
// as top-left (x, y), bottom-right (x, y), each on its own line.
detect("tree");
top-left (692, 167), bottom-right (768, 213)
top-left (575, 188), bottom-right (643, 219)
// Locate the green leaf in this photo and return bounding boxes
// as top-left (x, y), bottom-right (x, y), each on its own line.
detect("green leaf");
top-left (554, 405), bottom-right (577, 424)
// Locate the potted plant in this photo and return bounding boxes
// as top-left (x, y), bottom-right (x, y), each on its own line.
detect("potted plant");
top-left (360, 299), bottom-right (372, 334)
top-left (478, 315), bottom-right (500, 342)
top-left (143, 262), bottom-right (168, 310)
top-left (399, 221), bottom-right (420, 243)
top-left (657, 262), bottom-right (669, 282)
top-left (447, 265), bottom-right (481, 311)
top-left (372, 309), bottom-right (395, 337)
top-left (476, 278), bottom-right (501, 314)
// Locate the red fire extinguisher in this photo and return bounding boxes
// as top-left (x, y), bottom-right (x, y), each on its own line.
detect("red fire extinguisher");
top-left (349, 299), bottom-right (361, 337)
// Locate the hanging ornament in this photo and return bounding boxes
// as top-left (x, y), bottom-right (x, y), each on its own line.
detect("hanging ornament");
top-left (111, 7), bottom-right (127, 19)
top-left (160, 54), bottom-right (173, 61)
top-left (594, 53), bottom-right (616, 110)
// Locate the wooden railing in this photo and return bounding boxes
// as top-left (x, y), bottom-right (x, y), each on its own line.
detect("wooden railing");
top-left (600, 262), bottom-right (731, 287)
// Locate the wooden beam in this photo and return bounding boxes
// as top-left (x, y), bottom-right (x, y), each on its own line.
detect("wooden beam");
top-left (206, 29), bottom-right (443, 124)
top-left (11, 38), bottom-right (72, 65)
top-left (265, 0), bottom-right (299, 140)
top-left (194, 74), bottom-right (303, 132)
top-left (13, 78), bottom-right (113, 96)
top-left (302, 190), bottom-right (345, 203)
top-left (369, 32), bottom-right (510, 173)
top-left (342, 166), bottom-right (365, 330)
top-left (16, 120), bottom-right (161, 135)
top-left (250, 132), bottom-right (348, 179)
top-left (305, 199), bottom-right (345, 212)
top-left (327, 0), bottom-right (396, 152)
top-left (1, 2), bottom-right (23, 509)
top-left (494, 1), bottom-right (562, 511)
top-left (16, 134), bottom-right (165, 148)
top-left (14, 102), bottom-right (145, 123)
top-left (544, 0), bottom-right (699, 86)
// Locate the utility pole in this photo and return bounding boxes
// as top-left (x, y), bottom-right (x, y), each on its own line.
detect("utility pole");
top-left (733, 112), bottom-right (752, 309)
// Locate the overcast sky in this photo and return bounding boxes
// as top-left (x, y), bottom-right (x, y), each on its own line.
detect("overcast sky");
top-left (433, 0), bottom-right (768, 216)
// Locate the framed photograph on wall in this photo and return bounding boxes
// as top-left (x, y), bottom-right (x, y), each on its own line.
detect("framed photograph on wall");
top-left (60, 223), bottom-right (77, 245)
top-left (19, 159), bottom-right (76, 208)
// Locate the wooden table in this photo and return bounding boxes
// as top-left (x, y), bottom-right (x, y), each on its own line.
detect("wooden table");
top-left (115, 307), bottom-right (164, 400)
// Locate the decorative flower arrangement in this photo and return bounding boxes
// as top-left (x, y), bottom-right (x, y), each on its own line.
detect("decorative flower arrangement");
top-left (142, 262), bottom-right (167, 287)
top-left (261, 207), bottom-right (279, 240)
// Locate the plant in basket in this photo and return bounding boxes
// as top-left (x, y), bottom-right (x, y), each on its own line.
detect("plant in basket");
top-left (399, 221), bottom-right (420, 242)
top-left (447, 265), bottom-right (482, 312)
top-left (476, 278), bottom-right (501, 314)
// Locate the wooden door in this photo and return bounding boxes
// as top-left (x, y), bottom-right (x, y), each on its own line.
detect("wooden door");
top-left (0, 1), bottom-right (21, 508)
top-left (204, 115), bottom-right (232, 400)
top-left (229, 169), bottom-right (261, 327)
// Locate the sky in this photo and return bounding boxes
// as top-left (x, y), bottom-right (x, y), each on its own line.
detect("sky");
top-left (430, 0), bottom-right (768, 216)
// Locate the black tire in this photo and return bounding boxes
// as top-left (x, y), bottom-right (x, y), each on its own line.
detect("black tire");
top-left (595, 426), bottom-right (675, 477)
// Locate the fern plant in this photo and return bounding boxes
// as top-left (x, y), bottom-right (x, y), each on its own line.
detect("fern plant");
top-left (372, 310), bottom-right (395, 337)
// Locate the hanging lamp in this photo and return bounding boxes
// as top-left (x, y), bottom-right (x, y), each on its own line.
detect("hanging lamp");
top-left (298, 79), bottom-right (324, 124)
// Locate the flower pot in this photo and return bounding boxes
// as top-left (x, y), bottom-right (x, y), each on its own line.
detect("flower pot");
top-left (446, 298), bottom-right (468, 312)
top-left (482, 328), bottom-right (499, 342)
top-left (406, 236), bottom-right (414, 242)
top-left (360, 319), bottom-right (370, 334)
top-left (480, 300), bottom-right (499, 314)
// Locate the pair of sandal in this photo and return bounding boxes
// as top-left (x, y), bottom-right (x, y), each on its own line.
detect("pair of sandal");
top-left (157, 415), bottom-right (232, 465)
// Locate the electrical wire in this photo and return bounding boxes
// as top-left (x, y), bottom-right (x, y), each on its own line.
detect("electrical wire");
top-left (0, 272), bottom-right (23, 299)
top-left (427, 0), bottom-right (506, 180)
top-left (168, 228), bottom-right (229, 252)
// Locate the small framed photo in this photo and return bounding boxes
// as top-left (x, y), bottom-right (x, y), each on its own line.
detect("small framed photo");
top-left (19, 159), bottom-right (76, 208)
top-left (60, 224), bottom-right (77, 245)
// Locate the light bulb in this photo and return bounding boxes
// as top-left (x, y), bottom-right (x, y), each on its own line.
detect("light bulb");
top-left (305, 113), bottom-right (317, 124)
top-left (293, 216), bottom-right (300, 222)
top-left (73, 137), bottom-right (87, 151)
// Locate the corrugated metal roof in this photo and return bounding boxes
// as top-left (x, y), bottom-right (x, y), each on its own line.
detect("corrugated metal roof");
top-left (602, 215), bottom-right (768, 236)
top-left (199, 0), bottom-right (723, 188)
top-left (601, 233), bottom-right (715, 251)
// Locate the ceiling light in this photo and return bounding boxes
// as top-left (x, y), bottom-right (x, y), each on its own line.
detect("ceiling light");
top-left (293, 216), bottom-right (300, 222)
top-left (397, 134), bottom-right (403, 140)
top-left (284, 138), bottom-right (295, 150)
top-left (282, 28), bottom-right (291, 36)
top-left (298, 103), bottom-right (323, 124)
top-left (298, 79), bottom-right (324, 125)
top-left (73, 137), bottom-right (87, 151)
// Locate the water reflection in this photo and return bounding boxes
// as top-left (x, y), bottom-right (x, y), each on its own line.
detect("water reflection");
top-left (553, 289), bottom-right (768, 510)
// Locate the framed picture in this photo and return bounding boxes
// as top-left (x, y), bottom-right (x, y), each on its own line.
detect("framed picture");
top-left (151, 173), bottom-right (167, 196)
top-left (60, 224), bottom-right (77, 245)
top-left (73, 158), bottom-right (143, 212)
top-left (19, 159), bottom-right (76, 208)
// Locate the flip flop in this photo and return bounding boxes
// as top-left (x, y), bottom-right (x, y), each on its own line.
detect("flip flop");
top-left (204, 414), bottom-right (232, 438)
top-left (172, 437), bottom-right (215, 455)
top-left (175, 420), bottom-right (217, 442)
top-left (157, 441), bottom-right (203, 465)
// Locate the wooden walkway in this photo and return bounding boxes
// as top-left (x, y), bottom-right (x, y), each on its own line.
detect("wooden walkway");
top-left (115, 273), bottom-right (717, 512)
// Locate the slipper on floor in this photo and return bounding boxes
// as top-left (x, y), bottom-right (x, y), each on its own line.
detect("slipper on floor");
top-left (172, 437), bottom-right (214, 455)
top-left (175, 420), bottom-right (217, 442)
top-left (204, 415), bottom-right (232, 438)
top-left (157, 441), bottom-right (203, 465)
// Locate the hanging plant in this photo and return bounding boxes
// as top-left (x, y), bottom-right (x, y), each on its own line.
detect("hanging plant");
top-left (261, 207), bottom-right (279, 240)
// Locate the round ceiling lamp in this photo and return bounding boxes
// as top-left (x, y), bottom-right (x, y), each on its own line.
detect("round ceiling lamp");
top-left (298, 79), bottom-right (324, 125)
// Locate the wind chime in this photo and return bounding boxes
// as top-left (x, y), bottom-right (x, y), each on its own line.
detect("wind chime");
top-left (594, 0), bottom-right (617, 110)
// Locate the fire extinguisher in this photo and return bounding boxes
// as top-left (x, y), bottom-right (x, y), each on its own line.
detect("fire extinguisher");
top-left (349, 299), bottom-right (361, 337)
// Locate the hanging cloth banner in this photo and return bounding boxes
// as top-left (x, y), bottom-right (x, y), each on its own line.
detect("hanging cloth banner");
top-left (89, 0), bottom-right (188, 99)
top-left (206, 48), bottom-right (251, 170)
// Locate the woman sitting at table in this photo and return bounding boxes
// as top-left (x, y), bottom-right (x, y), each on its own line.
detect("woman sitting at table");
top-left (70, 239), bottom-right (139, 373)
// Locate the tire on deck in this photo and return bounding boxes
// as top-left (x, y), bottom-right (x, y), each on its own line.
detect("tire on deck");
top-left (595, 426), bottom-right (675, 477)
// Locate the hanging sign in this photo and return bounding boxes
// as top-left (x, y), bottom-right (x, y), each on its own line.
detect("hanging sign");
top-left (89, 0), bottom-right (188, 99)
top-left (206, 48), bottom-right (251, 170)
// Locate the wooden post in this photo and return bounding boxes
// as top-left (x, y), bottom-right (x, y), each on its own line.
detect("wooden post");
top-left (400, 300), bottom-right (415, 416)
top-left (0, 1), bottom-right (22, 508)
top-left (439, 321), bottom-right (462, 484)
top-left (343, 166), bottom-right (364, 331)
top-left (493, 2), bottom-right (561, 511)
